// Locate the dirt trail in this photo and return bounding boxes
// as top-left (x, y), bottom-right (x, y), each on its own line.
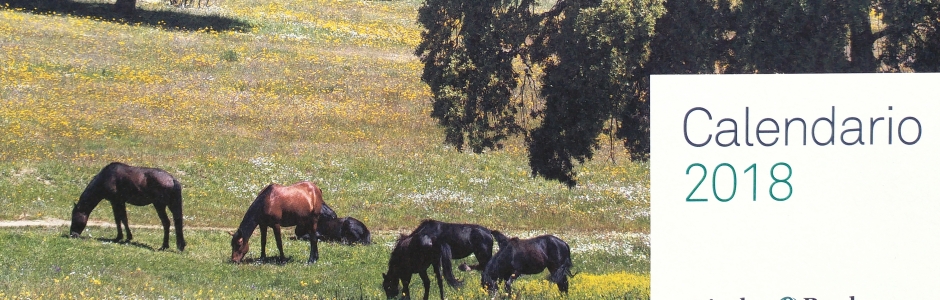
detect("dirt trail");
top-left (0, 218), bottom-right (234, 231)
top-left (0, 218), bottom-right (648, 255)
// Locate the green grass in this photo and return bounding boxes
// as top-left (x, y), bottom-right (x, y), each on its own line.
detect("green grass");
top-left (0, 226), bottom-right (648, 299)
top-left (0, 0), bottom-right (650, 298)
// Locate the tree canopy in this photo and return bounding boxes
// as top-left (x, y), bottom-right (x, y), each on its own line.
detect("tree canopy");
top-left (416, 0), bottom-right (940, 186)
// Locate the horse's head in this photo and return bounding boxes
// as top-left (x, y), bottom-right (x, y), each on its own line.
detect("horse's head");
top-left (320, 202), bottom-right (337, 220)
top-left (381, 272), bottom-right (400, 299)
top-left (481, 271), bottom-right (499, 294)
top-left (230, 230), bottom-right (250, 263)
top-left (480, 248), bottom-right (506, 294)
top-left (69, 202), bottom-right (88, 238)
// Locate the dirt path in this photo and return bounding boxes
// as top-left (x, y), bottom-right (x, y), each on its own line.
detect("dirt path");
top-left (0, 218), bottom-right (649, 255)
top-left (0, 218), bottom-right (234, 231)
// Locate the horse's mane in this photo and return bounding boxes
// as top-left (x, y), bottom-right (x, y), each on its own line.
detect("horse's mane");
top-left (235, 184), bottom-right (275, 238)
top-left (405, 219), bottom-right (438, 236)
top-left (396, 233), bottom-right (408, 242)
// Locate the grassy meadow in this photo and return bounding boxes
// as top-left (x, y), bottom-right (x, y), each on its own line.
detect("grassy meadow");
top-left (0, 0), bottom-right (650, 298)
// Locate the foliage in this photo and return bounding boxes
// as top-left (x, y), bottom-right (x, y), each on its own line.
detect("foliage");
top-left (415, 0), bottom-right (540, 153)
top-left (416, 0), bottom-right (661, 186)
top-left (732, 0), bottom-right (851, 73)
top-left (415, 0), bottom-right (940, 186)
top-left (878, 0), bottom-right (940, 72)
top-left (529, 0), bottom-right (662, 186)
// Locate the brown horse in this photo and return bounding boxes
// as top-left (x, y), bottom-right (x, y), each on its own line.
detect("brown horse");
top-left (69, 162), bottom-right (186, 251)
top-left (230, 181), bottom-right (324, 264)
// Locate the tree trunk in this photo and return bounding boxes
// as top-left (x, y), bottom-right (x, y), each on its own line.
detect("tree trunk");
top-left (114, 0), bottom-right (136, 15)
top-left (848, 2), bottom-right (877, 72)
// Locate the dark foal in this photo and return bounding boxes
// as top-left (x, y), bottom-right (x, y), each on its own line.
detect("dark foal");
top-left (294, 203), bottom-right (372, 245)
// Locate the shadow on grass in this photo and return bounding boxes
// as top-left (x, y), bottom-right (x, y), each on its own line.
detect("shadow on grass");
top-left (0, 0), bottom-right (251, 32)
top-left (237, 256), bottom-right (294, 265)
top-left (92, 237), bottom-right (160, 251)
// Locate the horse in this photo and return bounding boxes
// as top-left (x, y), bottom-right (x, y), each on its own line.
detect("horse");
top-left (69, 162), bottom-right (186, 252)
top-left (230, 181), bottom-right (323, 264)
top-left (382, 233), bottom-right (461, 300)
top-left (293, 203), bottom-right (372, 245)
top-left (315, 216), bottom-right (372, 245)
top-left (409, 219), bottom-right (508, 274)
top-left (481, 234), bottom-right (573, 295)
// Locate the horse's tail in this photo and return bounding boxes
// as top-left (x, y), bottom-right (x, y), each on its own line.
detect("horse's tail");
top-left (439, 242), bottom-right (464, 288)
top-left (550, 257), bottom-right (573, 284)
top-left (491, 230), bottom-right (510, 249)
top-left (549, 241), bottom-right (574, 284)
top-left (361, 225), bottom-right (372, 245)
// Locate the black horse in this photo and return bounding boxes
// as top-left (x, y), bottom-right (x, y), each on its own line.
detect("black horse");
top-left (317, 216), bottom-right (372, 245)
top-left (69, 162), bottom-right (186, 251)
top-left (409, 219), bottom-right (508, 274)
top-left (481, 234), bottom-right (573, 295)
top-left (293, 203), bottom-right (372, 245)
top-left (382, 234), bottom-right (460, 300)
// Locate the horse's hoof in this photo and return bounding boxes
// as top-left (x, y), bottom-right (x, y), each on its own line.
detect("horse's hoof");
top-left (459, 263), bottom-right (472, 272)
top-left (158, 246), bottom-right (169, 251)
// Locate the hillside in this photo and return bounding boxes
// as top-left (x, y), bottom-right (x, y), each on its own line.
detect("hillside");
top-left (0, 0), bottom-right (650, 298)
top-left (0, 0), bottom-right (648, 233)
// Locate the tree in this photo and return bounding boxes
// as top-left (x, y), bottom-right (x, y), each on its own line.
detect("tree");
top-left (528, 0), bottom-right (662, 186)
top-left (416, 0), bottom-right (940, 186)
top-left (878, 0), bottom-right (940, 72)
top-left (732, 0), bottom-right (851, 73)
top-left (415, 0), bottom-right (540, 153)
top-left (416, 0), bottom-right (662, 186)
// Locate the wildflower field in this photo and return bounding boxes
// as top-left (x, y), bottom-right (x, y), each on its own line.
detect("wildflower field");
top-left (0, 0), bottom-right (650, 298)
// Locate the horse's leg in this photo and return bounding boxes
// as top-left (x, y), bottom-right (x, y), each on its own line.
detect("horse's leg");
top-left (153, 203), bottom-right (172, 251)
top-left (271, 224), bottom-right (285, 263)
top-left (472, 244), bottom-right (493, 271)
top-left (307, 221), bottom-right (319, 264)
top-left (432, 261), bottom-right (445, 300)
top-left (169, 198), bottom-right (186, 251)
top-left (110, 201), bottom-right (129, 242)
top-left (401, 275), bottom-right (413, 300)
top-left (504, 272), bottom-right (521, 296)
top-left (418, 270), bottom-right (431, 300)
top-left (259, 224), bottom-right (268, 260)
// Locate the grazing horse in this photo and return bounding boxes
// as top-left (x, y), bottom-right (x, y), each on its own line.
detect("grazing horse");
top-left (382, 234), bottom-right (460, 300)
top-left (69, 162), bottom-right (186, 252)
top-left (293, 203), bottom-right (372, 245)
top-left (409, 219), bottom-right (508, 273)
top-left (481, 235), bottom-right (573, 295)
top-left (230, 181), bottom-right (323, 264)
